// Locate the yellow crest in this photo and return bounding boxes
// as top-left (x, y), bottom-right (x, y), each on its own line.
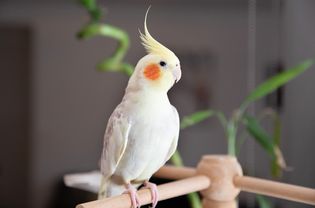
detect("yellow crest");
top-left (140, 7), bottom-right (176, 59)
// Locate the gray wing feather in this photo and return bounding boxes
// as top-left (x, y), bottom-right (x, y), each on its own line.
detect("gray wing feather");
top-left (100, 108), bottom-right (131, 178)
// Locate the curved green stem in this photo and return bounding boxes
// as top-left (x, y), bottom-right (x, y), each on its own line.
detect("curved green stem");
top-left (78, 23), bottom-right (134, 76)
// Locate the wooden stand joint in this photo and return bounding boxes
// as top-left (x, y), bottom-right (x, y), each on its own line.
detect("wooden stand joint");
top-left (197, 155), bottom-right (243, 208)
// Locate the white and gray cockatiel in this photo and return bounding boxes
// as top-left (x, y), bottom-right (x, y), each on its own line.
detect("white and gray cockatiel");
top-left (98, 9), bottom-right (181, 208)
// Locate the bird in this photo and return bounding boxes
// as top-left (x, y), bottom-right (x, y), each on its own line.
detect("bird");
top-left (98, 8), bottom-right (181, 208)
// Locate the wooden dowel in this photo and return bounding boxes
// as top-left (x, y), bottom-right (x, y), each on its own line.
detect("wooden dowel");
top-left (154, 165), bottom-right (196, 180)
top-left (154, 165), bottom-right (315, 205)
top-left (234, 176), bottom-right (315, 205)
top-left (76, 175), bottom-right (210, 208)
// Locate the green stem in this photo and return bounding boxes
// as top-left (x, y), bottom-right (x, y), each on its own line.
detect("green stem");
top-left (170, 150), bottom-right (184, 166)
top-left (78, 23), bottom-right (134, 75)
top-left (170, 151), bottom-right (202, 208)
top-left (187, 192), bottom-right (202, 208)
top-left (228, 134), bottom-right (236, 156)
top-left (227, 121), bottom-right (237, 156)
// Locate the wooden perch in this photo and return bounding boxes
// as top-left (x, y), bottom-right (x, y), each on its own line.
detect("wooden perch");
top-left (155, 162), bottom-right (315, 205)
top-left (76, 155), bottom-right (315, 208)
top-left (76, 175), bottom-right (210, 208)
top-left (154, 165), bottom-right (196, 180)
top-left (234, 176), bottom-right (315, 205)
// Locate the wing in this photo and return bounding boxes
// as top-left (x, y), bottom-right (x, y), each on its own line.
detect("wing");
top-left (100, 107), bottom-right (131, 178)
top-left (164, 106), bottom-right (180, 163)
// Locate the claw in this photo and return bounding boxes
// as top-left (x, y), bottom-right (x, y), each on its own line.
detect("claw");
top-left (142, 181), bottom-right (159, 208)
top-left (124, 183), bottom-right (141, 208)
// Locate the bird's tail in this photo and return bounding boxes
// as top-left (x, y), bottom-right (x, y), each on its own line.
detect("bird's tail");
top-left (98, 176), bottom-right (126, 199)
top-left (63, 170), bottom-right (101, 193)
top-left (98, 176), bottom-right (108, 199)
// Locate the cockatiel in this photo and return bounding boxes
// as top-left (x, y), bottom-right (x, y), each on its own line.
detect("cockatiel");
top-left (98, 8), bottom-right (181, 208)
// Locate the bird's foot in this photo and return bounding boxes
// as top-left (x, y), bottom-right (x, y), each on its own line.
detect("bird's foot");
top-left (142, 181), bottom-right (159, 208)
top-left (124, 183), bottom-right (141, 208)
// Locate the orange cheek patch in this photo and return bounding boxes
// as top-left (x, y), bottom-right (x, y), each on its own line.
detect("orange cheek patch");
top-left (143, 64), bottom-right (161, 80)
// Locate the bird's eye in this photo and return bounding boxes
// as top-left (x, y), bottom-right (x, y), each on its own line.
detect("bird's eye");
top-left (159, 61), bottom-right (166, 67)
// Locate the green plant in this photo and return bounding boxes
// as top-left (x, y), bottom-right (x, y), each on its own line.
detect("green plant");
top-left (207, 59), bottom-right (313, 207)
top-left (76, 1), bottom-right (314, 208)
top-left (220, 60), bottom-right (313, 166)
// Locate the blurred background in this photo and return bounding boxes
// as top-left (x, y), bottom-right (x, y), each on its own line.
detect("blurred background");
top-left (0, 0), bottom-right (315, 207)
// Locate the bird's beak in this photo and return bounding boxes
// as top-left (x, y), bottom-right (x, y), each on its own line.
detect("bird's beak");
top-left (172, 66), bottom-right (181, 83)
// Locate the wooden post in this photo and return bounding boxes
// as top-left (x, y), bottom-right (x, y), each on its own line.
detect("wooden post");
top-left (196, 155), bottom-right (243, 208)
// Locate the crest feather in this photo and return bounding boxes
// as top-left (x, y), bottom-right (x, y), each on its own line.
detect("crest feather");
top-left (140, 7), bottom-right (176, 58)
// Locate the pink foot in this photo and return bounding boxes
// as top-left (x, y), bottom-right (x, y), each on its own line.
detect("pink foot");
top-left (124, 183), bottom-right (141, 208)
top-left (142, 181), bottom-right (159, 208)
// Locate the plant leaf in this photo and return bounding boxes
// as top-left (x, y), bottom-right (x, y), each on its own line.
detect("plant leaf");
top-left (180, 110), bottom-right (215, 129)
top-left (244, 115), bottom-right (289, 177)
top-left (243, 115), bottom-right (275, 158)
top-left (271, 112), bottom-right (283, 177)
top-left (242, 59), bottom-right (313, 108)
top-left (256, 195), bottom-right (273, 208)
top-left (260, 109), bottom-right (290, 177)
top-left (258, 108), bottom-right (284, 177)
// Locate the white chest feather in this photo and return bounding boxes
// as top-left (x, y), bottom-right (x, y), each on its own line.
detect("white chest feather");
top-left (114, 91), bottom-right (179, 182)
